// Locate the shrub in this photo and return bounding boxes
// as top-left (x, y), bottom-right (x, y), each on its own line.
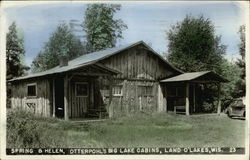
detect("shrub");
top-left (7, 109), bottom-right (38, 147)
top-left (6, 109), bottom-right (65, 148)
top-left (201, 101), bottom-right (217, 113)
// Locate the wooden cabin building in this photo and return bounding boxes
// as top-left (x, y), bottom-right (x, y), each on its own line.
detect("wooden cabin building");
top-left (9, 41), bottom-right (227, 120)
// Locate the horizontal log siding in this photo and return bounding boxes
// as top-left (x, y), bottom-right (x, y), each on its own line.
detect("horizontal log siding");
top-left (11, 79), bottom-right (51, 117)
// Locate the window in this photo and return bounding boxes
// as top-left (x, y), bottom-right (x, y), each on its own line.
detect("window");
top-left (113, 85), bottom-right (123, 96)
top-left (27, 83), bottom-right (37, 97)
top-left (138, 85), bottom-right (153, 96)
top-left (75, 83), bottom-right (88, 97)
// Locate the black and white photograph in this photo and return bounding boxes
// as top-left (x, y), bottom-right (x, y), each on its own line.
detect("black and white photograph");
top-left (0, 1), bottom-right (249, 159)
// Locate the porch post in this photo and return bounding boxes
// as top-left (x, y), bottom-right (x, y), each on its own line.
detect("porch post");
top-left (193, 84), bottom-right (196, 113)
top-left (64, 74), bottom-right (69, 120)
top-left (108, 76), bottom-right (113, 118)
top-left (217, 83), bottom-right (221, 115)
top-left (185, 83), bottom-right (190, 115)
top-left (52, 78), bottom-right (55, 118)
top-left (165, 85), bottom-right (168, 112)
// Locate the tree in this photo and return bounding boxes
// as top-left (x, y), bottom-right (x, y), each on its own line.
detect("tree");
top-left (6, 22), bottom-right (29, 108)
top-left (238, 25), bottom-right (245, 60)
top-left (166, 15), bottom-right (226, 74)
top-left (6, 22), bottom-right (29, 80)
top-left (220, 58), bottom-right (242, 108)
top-left (83, 3), bottom-right (127, 52)
top-left (233, 25), bottom-right (245, 98)
top-left (31, 23), bottom-right (86, 72)
top-left (166, 15), bottom-right (230, 112)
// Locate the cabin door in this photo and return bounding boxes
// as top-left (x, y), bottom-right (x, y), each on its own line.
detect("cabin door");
top-left (71, 81), bottom-right (90, 118)
top-left (55, 76), bottom-right (64, 118)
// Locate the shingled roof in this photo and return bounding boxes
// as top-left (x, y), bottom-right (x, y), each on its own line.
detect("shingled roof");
top-left (9, 41), bottom-right (182, 81)
top-left (160, 71), bottom-right (228, 83)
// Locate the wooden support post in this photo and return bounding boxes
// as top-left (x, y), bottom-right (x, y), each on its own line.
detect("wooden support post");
top-left (193, 84), bottom-right (196, 113)
top-left (64, 75), bottom-right (69, 120)
top-left (165, 85), bottom-right (168, 112)
top-left (217, 83), bottom-right (221, 115)
top-left (52, 78), bottom-right (55, 118)
top-left (68, 77), bottom-right (71, 119)
top-left (157, 84), bottom-right (163, 112)
top-left (108, 76), bottom-right (113, 118)
top-left (185, 83), bottom-right (190, 115)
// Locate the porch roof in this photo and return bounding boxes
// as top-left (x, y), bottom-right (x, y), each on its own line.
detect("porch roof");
top-left (9, 63), bottom-right (120, 82)
top-left (160, 71), bottom-right (228, 83)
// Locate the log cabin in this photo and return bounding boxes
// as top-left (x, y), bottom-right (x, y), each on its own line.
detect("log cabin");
top-left (9, 41), bottom-right (227, 120)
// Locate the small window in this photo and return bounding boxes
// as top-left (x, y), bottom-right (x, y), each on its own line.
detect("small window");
top-left (27, 83), bottom-right (37, 97)
top-left (76, 83), bottom-right (88, 97)
top-left (113, 85), bottom-right (123, 96)
top-left (138, 85), bottom-right (153, 96)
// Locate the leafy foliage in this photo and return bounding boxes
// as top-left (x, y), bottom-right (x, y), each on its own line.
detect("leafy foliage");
top-left (200, 59), bottom-right (243, 111)
top-left (238, 25), bottom-right (245, 60)
top-left (7, 109), bottom-right (76, 148)
top-left (83, 3), bottom-right (127, 52)
top-left (31, 23), bottom-right (86, 72)
top-left (166, 15), bottom-right (226, 73)
top-left (6, 22), bottom-right (29, 79)
top-left (220, 59), bottom-right (242, 108)
top-left (233, 25), bottom-right (245, 98)
top-left (166, 15), bottom-right (245, 111)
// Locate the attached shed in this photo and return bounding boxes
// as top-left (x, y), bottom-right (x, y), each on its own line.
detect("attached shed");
top-left (160, 71), bottom-right (228, 115)
top-left (9, 41), bottom-right (227, 120)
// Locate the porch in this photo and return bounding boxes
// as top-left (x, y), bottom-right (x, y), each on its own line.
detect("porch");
top-left (50, 63), bottom-right (119, 120)
top-left (160, 71), bottom-right (228, 115)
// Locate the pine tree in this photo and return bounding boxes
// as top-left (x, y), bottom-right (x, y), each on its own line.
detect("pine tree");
top-left (6, 22), bottom-right (28, 80)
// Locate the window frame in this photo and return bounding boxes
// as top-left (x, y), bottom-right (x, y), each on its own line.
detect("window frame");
top-left (75, 82), bottom-right (89, 97)
top-left (138, 85), bottom-right (153, 96)
top-left (27, 83), bottom-right (37, 98)
top-left (113, 85), bottom-right (123, 97)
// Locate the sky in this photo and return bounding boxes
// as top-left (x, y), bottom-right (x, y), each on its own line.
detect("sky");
top-left (3, 1), bottom-right (247, 66)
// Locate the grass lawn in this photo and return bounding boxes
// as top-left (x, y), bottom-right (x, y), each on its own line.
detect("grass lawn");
top-left (7, 111), bottom-right (245, 148)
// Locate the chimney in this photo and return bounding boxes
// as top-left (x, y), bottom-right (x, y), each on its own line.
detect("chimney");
top-left (59, 57), bottom-right (68, 67)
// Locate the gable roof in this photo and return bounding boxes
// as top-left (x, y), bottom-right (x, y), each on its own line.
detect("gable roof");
top-left (160, 71), bottom-right (228, 83)
top-left (9, 41), bottom-right (182, 82)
